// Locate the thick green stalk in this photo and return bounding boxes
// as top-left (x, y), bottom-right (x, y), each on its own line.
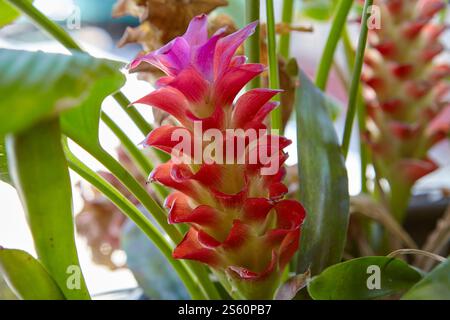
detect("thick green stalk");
top-left (315, 0), bottom-right (353, 90)
top-left (341, 0), bottom-right (373, 158)
top-left (6, 119), bottom-right (89, 299)
top-left (279, 0), bottom-right (294, 59)
top-left (266, 0), bottom-right (282, 131)
top-left (100, 112), bottom-right (168, 199)
top-left (389, 180), bottom-right (412, 223)
top-left (245, 0), bottom-right (261, 89)
top-left (65, 149), bottom-right (206, 300)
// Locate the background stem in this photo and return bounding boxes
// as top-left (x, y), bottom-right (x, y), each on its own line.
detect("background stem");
top-left (100, 112), bottom-right (168, 200)
top-left (65, 148), bottom-right (206, 299)
top-left (245, 0), bottom-right (261, 89)
top-left (342, 27), bottom-right (369, 193)
top-left (266, 0), bottom-right (282, 131)
top-left (279, 0), bottom-right (294, 59)
top-left (341, 0), bottom-right (373, 159)
top-left (315, 0), bottom-right (353, 90)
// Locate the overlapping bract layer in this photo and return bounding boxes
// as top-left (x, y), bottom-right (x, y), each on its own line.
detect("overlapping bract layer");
top-left (130, 15), bottom-right (305, 299)
top-left (363, 0), bottom-right (449, 201)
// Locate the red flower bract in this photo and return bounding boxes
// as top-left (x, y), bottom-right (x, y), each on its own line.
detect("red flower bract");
top-left (130, 14), bottom-right (306, 299)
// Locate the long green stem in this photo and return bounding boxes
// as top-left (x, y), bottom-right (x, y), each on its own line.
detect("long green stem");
top-left (315, 0), bottom-right (353, 90)
top-left (112, 91), bottom-right (170, 163)
top-left (78, 143), bottom-right (221, 298)
top-left (101, 112), bottom-right (153, 175)
top-left (84, 144), bottom-right (182, 243)
top-left (341, 0), bottom-right (373, 159)
top-left (100, 112), bottom-right (168, 199)
top-left (245, 0), bottom-right (261, 89)
top-left (342, 27), bottom-right (368, 193)
top-left (64, 148), bottom-right (205, 300)
top-left (7, 0), bottom-right (82, 50)
top-left (112, 91), bottom-right (153, 137)
top-left (279, 0), bottom-right (294, 59)
top-left (266, 0), bottom-right (282, 131)
top-left (356, 97), bottom-right (368, 193)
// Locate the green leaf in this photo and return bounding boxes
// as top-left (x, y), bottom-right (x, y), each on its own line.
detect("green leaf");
top-left (58, 56), bottom-right (183, 251)
top-left (60, 70), bottom-right (125, 152)
top-left (0, 0), bottom-right (21, 27)
top-left (0, 49), bottom-right (125, 135)
top-left (7, 119), bottom-right (90, 299)
top-left (300, 0), bottom-right (339, 21)
top-left (402, 258), bottom-right (450, 300)
top-left (0, 136), bottom-right (11, 185)
top-left (0, 248), bottom-right (65, 300)
top-left (295, 69), bottom-right (349, 276)
top-left (308, 257), bottom-right (423, 300)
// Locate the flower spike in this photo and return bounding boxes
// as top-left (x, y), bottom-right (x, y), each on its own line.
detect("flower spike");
top-left (130, 15), bottom-right (306, 299)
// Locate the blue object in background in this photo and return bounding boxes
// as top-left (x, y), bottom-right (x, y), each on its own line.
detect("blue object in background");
top-left (74, 0), bottom-right (138, 25)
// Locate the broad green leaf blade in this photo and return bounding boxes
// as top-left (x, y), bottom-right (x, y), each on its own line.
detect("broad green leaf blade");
top-left (0, 248), bottom-right (65, 300)
top-left (402, 258), bottom-right (450, 300)
top-left (0, 49), bottom-right (125, 135)
top-left (0, 0), bottom-right (21, 27)
top-left (308, 257), bottom-right (423, 300)
top-left (0, 136), bottom-right (11, 185)
top-left (60, 76), bottom-right (125, 152)
top-left (7, 119), bottom-right (89, 299)
top-left (295, 69), bottom-right (349, 275)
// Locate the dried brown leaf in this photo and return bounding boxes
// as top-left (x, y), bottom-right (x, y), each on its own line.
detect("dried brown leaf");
top-left (350, 194), bottom-right (418, 250)
top-left (415, 205), bottom-right (450, 271)
top-left (275, 269), bottom-right (311, 300)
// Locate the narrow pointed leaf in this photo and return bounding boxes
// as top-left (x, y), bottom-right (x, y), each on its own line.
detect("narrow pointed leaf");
top-left (308, 257), bottom-right (423, 300)
top-left (295, 69), bottom-right (349, 275)
top-left (402, 258), bottom-right (450, 300)
top-left (0, 248), bottom-right (65, 300)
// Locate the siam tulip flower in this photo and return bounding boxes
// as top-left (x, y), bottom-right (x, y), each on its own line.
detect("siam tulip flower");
top-left (129, 14), bottom-right (306, 299)
top-left (362, 0), bottom-right (450, 221)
